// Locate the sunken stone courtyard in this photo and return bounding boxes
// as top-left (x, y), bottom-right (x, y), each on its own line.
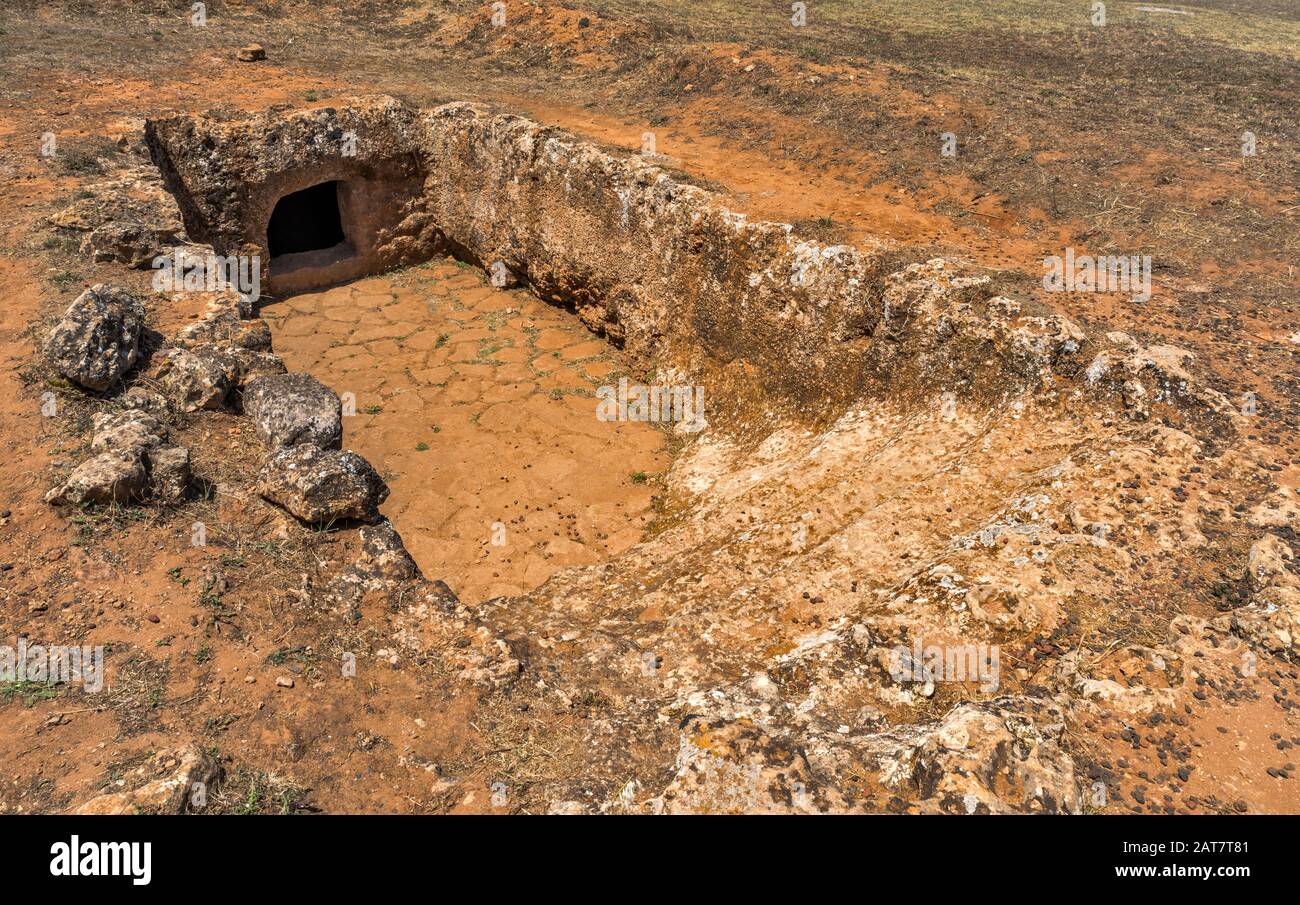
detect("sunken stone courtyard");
top-left (3, 1), bottom-right (1299, 832)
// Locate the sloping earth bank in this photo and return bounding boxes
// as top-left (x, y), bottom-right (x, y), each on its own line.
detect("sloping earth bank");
top-left (0, 4), bottom-right (1296, 814)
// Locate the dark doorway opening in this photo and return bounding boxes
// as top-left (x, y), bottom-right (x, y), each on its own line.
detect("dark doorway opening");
top-left (267, 181), bottom-right (345, 257)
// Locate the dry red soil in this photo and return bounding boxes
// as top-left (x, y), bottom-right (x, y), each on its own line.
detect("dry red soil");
top-left (0, 0), bottom-right (1296, 816)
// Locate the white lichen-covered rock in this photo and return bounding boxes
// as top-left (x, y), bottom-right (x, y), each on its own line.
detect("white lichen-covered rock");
top-left (42, 285), bottom-right (145, 391)
top-left (257, 444), bottom-right (388, 523)
top-left (353, 519), bottom-right (422, 583)
top-left (172, 290), bottom-right (269, 350)
top-left (647, 696), bottom-right (1079, 815)
top-left (91, 409), bottom-right (165, 455)
top-left (227, 348), bottom-right (287, 386)
top-left (649, 717), bottom-right (836, 815)
top-left (45, 449), bottom-right (147, 506)
top-left (148, 345), bottom-right (242, 411)
top-left (1215, 533), bottom-right (1300, 660)
top-left (120, 386), bottom-right (172, 418)
top-left (1247, 489), bottom-right (1300, 529)
top-left (1218, 586), bottom-right (1300, 661)
top-left (1246, 534), bottom-right (1294, 592)
top-left (1084, 332), bottom-right (1235, 428)
top-left (870, 700), bottom-right (1080, 814)
top-left (242, 373), bottom-right (343, 449)
top-left (389, 581), bottom-right (521, 689)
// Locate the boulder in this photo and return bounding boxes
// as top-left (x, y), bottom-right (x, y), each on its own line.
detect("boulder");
top-left (243, 373), bottom-right (343, 449)
top-left (42, 285), bottom-right (145, 391)
top-left (91, 409), bottom-right (165, 455)
top-left (355, 519), bottom-right (422, 583)
top-left (45, 450), bottom-right (147, 506)
top-left (175, 313), bottom-right (271, 351)
top-left (120, 386), bottom-right (172, 418)
top-left (257, 444), bottom-right (388, 523)
top-left (227, 348), bottom-right (287, 385)
top-left (148, 345), bottom-right (242, 411)
top-left (236, 44), bottom-right (266, 62)
top-left (147, 446), bottom-right (192, 503)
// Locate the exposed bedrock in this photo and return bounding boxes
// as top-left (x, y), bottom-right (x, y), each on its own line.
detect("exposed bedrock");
top-left (145, 96), bottom-right (1236, 430)
top-left (132, 97), bottom-right (1279, 814)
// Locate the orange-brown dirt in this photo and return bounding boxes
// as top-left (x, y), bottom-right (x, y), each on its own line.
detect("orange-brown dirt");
top-left (0, 0), bottom-right (1296, 814)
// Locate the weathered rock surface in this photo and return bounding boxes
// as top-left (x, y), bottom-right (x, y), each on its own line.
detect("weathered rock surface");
top-left (317, 524), bottom-right (519, 689)
top-left (145, 96), bottom-right (1237, 427)
top-left (227, 348), bottom-right (287, 385)
top-left (43, 285), bottom-right (145, 391)
top-left (353, 519), bottom-right (422, 584)
top-left (120, 385), bottom-right (172, 418)
top-left (90, 409), bottom-right (165, 455)
top-left (71, 745), bottom-right (219, 815)
top-left (390, 580), bottom-right (521, 689)
top-left (1216, 534), bottom-right (1300, 660)
top-left (147, 445), bottom-right (192, 503)
top-left (148, 345), bottom-right (241, 411)
top-left (175, 309), bottom-right (271, 351)
top-left (138, 96), bottom-right (1271, 815)
top-left (257, 444), bottom-right (388, 523)
top-left (146, 97), bottom-right (427, 293)
top-left (48, 167), bottom-right (187, 268)
top-left (1245, 533), bottom-right (1294, 592)
top-left (243, 373), bottom-right (343, 449)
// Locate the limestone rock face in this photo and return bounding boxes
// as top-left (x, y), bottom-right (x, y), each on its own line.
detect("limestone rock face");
top-left (243, 373), bottom-right (343, 450)
top-left (91, 409), bottom-right (165, 455)
top-left (71, 746), bottom-right (219, 815)
top-left (257, 444), bottom-right (388, 524)
top-left (43, 285), bottom-right (145, 391)
top-left (47, 167), bottom-right (187, 268)
top-left (45, 450), bottom-right (147, 506)
top-left (147, 445), bottom-right (192, 504)
top-left (144, 96), bottom-right (1235, 425)
top-left (148, 345), bottom-right (242, 411)
top-left (145, 97), bottom-right (428, 293)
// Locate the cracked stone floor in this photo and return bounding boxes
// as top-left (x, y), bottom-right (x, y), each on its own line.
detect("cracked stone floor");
top-left (262, 257), bottom-right (668, 602)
